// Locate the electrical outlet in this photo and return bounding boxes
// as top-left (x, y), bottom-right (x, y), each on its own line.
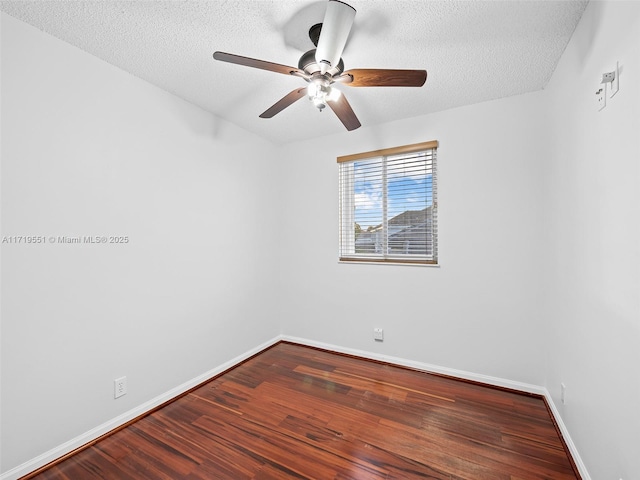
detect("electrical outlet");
top-left (373, 328), bottom-right (384, 341)
top-left (596, 86), bottom-right (606, 111)
top-left (114, 376), bottom-right (127, 399)
top-left (560, 383), bottom-right (566, 405)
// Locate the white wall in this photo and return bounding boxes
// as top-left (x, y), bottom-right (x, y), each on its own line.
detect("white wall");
top-left (278, 90), bottom-right (548, 387)
top-left (1, 13), bottom-right (279, 474)
top-left (542, 2), bottom-right (640, 479)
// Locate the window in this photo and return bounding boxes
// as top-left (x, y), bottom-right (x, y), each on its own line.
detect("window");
top-left (338, 140), bottom-right (438, 265)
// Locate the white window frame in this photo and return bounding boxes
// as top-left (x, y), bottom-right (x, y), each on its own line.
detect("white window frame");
top-left (338, 140), bottom-right (438, 265)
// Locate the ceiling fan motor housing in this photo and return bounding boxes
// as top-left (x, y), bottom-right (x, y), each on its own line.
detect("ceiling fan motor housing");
top-left (298, 49), bottom-right (344, 77)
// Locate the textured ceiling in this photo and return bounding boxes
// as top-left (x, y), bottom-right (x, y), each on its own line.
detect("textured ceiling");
top-left (1, 0), bottom-right (588, 145)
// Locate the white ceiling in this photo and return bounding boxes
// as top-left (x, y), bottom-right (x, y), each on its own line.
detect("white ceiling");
top-left (1, 0), bottom-right (588, 145)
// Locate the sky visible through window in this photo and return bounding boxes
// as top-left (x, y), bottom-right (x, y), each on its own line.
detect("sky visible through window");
top-left (353, 155), bottom-right (433, 230)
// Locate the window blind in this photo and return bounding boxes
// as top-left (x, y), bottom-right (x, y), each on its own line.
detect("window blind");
top-left (338, 141), bottom-right (438, 264)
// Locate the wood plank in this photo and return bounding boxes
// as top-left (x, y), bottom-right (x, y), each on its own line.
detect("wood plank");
top-left (23, 342), bottom-right (580, 479)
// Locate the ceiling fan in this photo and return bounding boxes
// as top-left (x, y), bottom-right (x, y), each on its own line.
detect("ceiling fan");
top-left (213, 0), bottom-right (427, 131)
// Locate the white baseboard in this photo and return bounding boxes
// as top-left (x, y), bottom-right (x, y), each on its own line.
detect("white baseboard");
top-left (543, 389), bottom-right (592, 480)
top-left (282, 335), bottom-right (546, 394)
top-left (0, 336), bottom-right (281, 480)
top-left (3, 334), bottom-right (590, 480)
top-left (281, 335), bottom-right (591, 480)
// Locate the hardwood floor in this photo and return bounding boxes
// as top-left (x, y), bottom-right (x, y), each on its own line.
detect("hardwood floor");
top-left (26, 342), bottom-right (579, 479)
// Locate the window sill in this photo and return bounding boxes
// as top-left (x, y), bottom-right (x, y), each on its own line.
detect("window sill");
top-left (339, 258), bottom-right (439, 267)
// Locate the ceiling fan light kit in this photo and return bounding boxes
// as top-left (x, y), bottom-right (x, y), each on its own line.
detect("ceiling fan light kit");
top-left (308, 79), bottom-right (341, 112)
top-left (213, 0), bottom-right (427, 131)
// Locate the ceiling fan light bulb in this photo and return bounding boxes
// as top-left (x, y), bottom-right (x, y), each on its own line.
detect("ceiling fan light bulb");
top-left (312, 96), bottom-right (326, 110)
top-left (327, 86), bottom-right (342, 101)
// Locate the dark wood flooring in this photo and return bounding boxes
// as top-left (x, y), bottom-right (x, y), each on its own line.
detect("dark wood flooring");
top-left (25, 342), bottom-right (579, 479)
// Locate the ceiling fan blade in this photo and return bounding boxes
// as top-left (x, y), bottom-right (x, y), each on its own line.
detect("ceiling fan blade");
top-left (213, 51), bottom-right (304, 77)
top-left (328, 93), bottom-right (361, 131)
top-left (315, 1), bottom-right (356, 75)
top-left (259, 88), bottom-right (307, 118)
top-left (341, 69), bottom-right (427, 87)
